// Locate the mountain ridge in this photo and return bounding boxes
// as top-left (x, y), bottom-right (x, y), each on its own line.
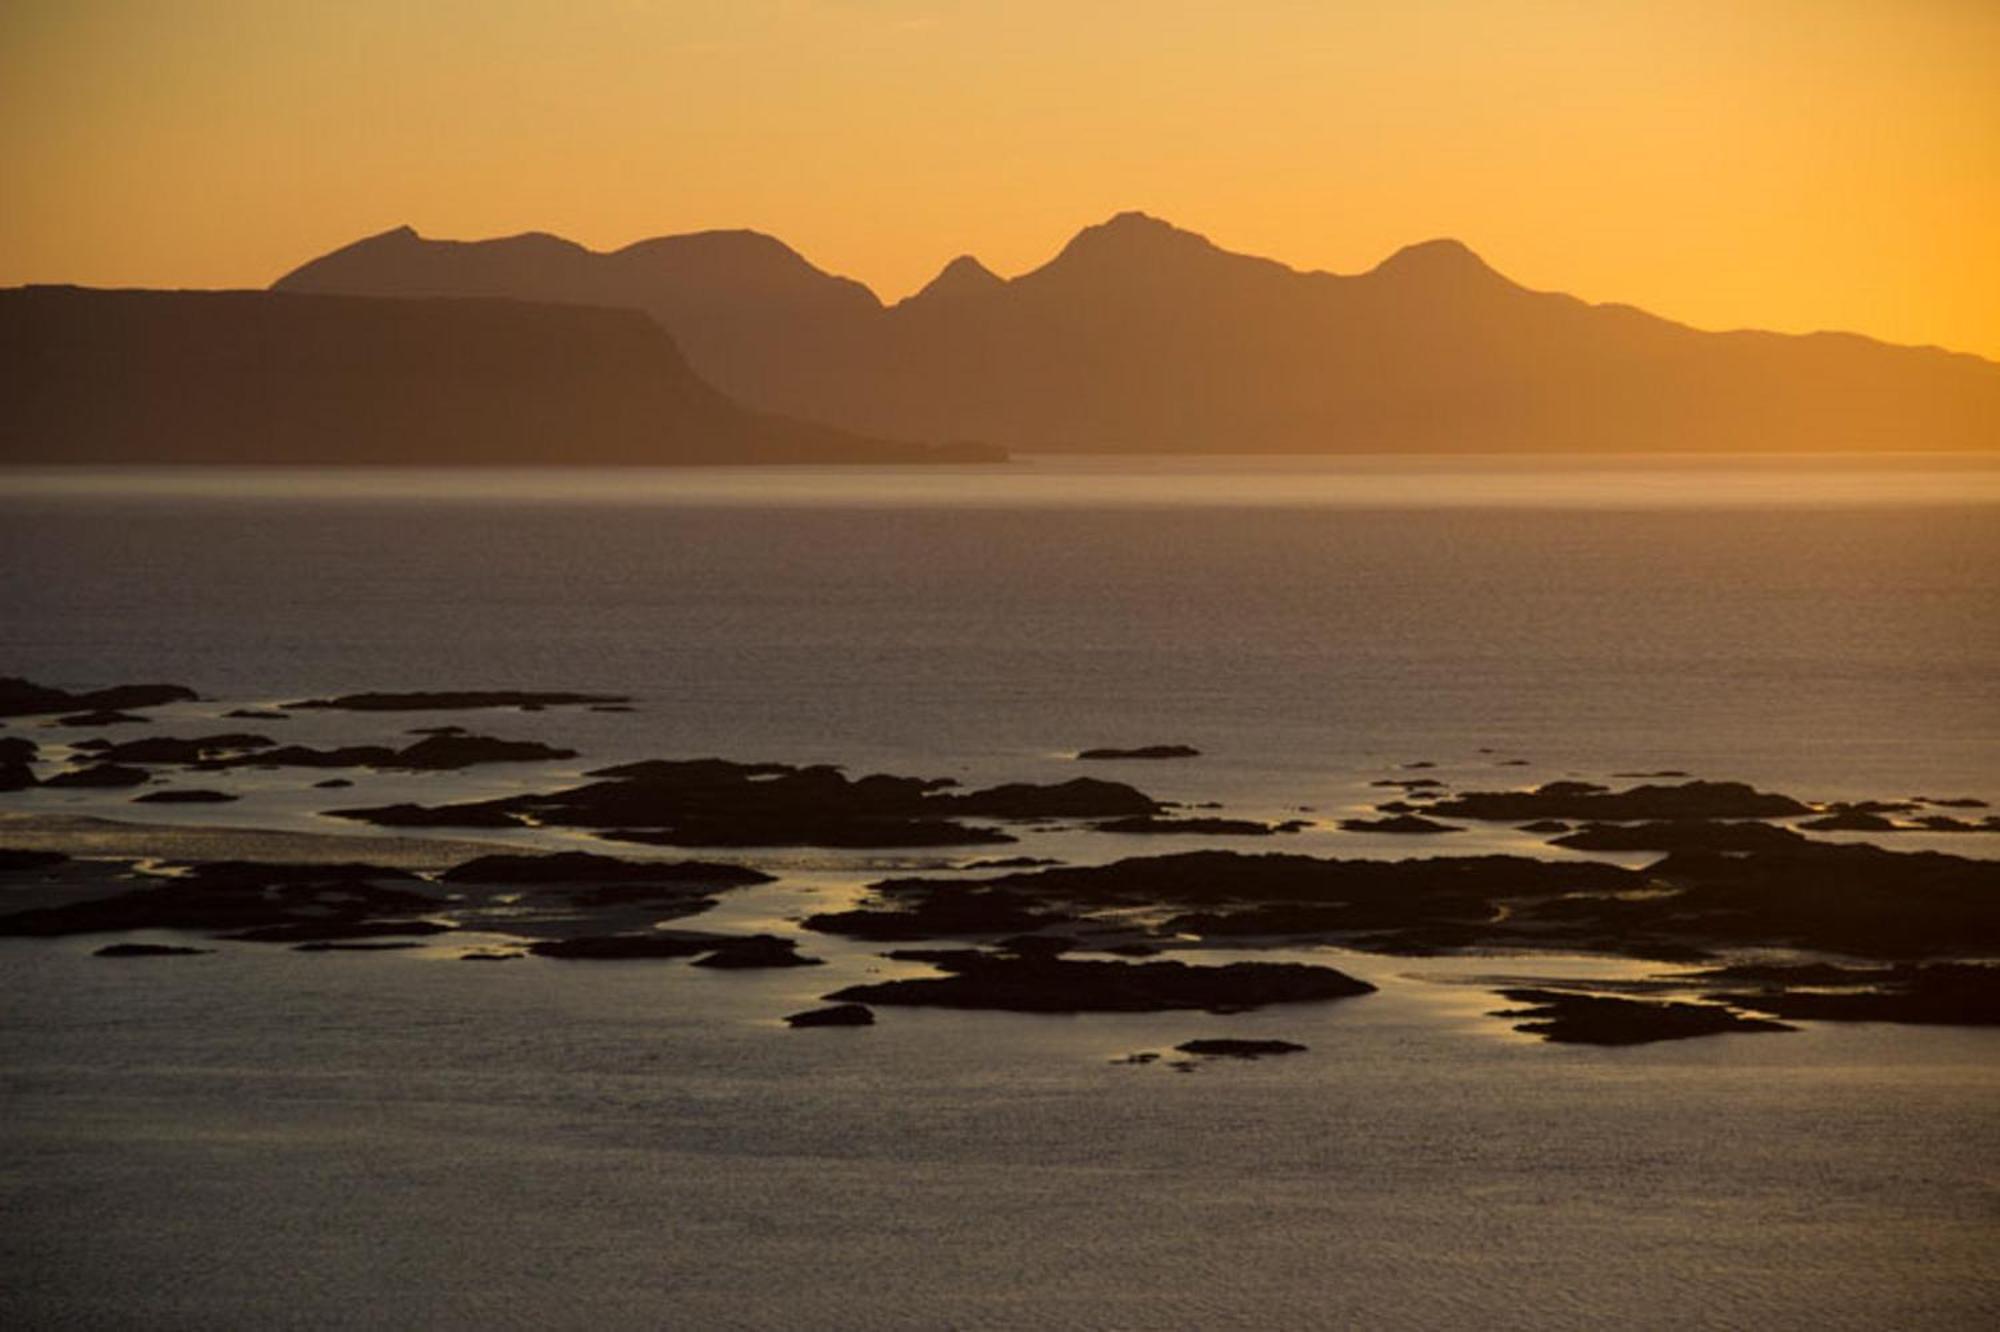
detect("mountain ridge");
top-left (274, 214), bottom-right (2000, 452)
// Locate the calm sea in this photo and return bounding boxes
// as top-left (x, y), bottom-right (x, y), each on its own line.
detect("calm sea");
top-left (2, 454), bottom-right (1996, 1327)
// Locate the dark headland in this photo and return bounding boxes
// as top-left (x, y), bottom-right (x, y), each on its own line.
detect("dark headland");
top-left (0, 286), bottom-right (1001, 466)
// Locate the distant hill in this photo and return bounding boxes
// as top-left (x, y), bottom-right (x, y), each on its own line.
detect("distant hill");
top-left (278, 213), bottom-right (2000, 453)
top-left (0, 286), bottom-right (997, 465)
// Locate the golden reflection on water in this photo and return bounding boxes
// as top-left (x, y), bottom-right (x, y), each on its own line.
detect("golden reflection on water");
top-left (3, 453), bottom-right (1999, 509)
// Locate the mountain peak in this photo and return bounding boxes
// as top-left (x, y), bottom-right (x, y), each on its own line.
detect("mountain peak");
top-left (903, 254), bottom-right (1004, 308)
top-left (1060, 211), bottom-right (1217, 258)
top-left (1369, 237), bottom-right (1503, 284)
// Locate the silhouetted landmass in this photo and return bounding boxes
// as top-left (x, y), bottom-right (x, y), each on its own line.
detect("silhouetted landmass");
top-left (43, 764), bottom-right (150, 789)
top-left (132, 789), bottom-right (238, 804)
top-left (193, 734), bottom-right (574, 772)
top-left (94, 943), bottom-right (212, 958)
top-left (829, 952), bottom-right (1375, 1013)
top-left (0, 287), bottom-right (1001, 465)
top-left (277, 214), bottom-right (2000, 453)
top-left (1077, 745), bottom-right (1201, 761)
top-left (1491, 989), bottom-right (1794, 1045)
top-left (0, 848), bottom-right (67, 872)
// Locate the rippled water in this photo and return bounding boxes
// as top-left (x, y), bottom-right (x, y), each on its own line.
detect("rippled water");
top-left (2, 455), bottom-right (1997, 1327)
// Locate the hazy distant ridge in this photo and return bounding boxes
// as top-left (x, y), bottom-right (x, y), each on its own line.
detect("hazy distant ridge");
top-left (0, 286), bottom-right (988, 466)
top-left (277, 213), bottom-right (2000, 453)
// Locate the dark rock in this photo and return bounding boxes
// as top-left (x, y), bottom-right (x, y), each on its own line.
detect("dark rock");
top-left (0, 736), bottom-right (37, 762)
top-left (1909, 815), bottom-right (1999, 833)
top-left (44, 763), bottom-right (151, 788)
top-left (997, 933), bottom-right (1077, 958)
top-left (94, 943), bottom-right (212, 957)
top-left (602, 819), bottom-right (1009, 850)
top-left (1076, 745), bottom-right (1200, 760)
top-left (1174, 1038), bottom-right (1308, 1058)
top-left (1517, 820), bottom-right (1571, 833)
top-left (1429, 779), bottom-right (1810, 822)
top-left (803, 887), bottom-right (1072, 940)
top-left (1919, 796), bottom-right (1989, 809)
top-left (963, 856), bottom-right (1063, 870)
top-left (132, 789), bottom-right (239, 804)
top-left (0, 860), bottom-right (430, 938)
top-left (385, 733), bottom-right (578, 770)
top-left (222, 708), bottom-right (290, 720)
top-left (292, 941), bottom-right (427, 952)
top-left (1549, 820), bottom-right (1812, 852)
top-left (1703, 962), bottom-right (2000, 1026)
top-left (439, 850), bottom-right (773, 887)
top-left (1338, 815), bottom-right (1463, 834)
top-left (459, 951), bottom-right (524, 962)
top-left (0, 677), bottom-right (197, 719)
top-left (204, 744), bottom-right (399, 770)
top-left (1491, 988), bottom-right (1793, 1045)
top-left (285, 690), bottom-right (629, 711)
top-left (786, 1003), bottom-right (874, 1028)
top-left (54, 710), bottom-right (150, 727)
top-left (313, 778), bottom-right (354, 789)
top-left (0, 848), bottom-right (68, 872)
top-left (1370, 778), bottom-right (1445, 790)
top-left (1611, 770), bottom-right (1690, 778)
top-left (588, 704), bottom-right (637, 713)
top-left (406, 725), bottom-right (468, 736)
top-left (326, 801), bottom-right (523, 828)
top-left (691, 934), bottom-right (821, 969)
top-left (937, 777), bottom-right (1158, 820)
top-left (829, 952), bottom-right (1376, 1013)
top-left (96, 734), bottom-right (274, 764)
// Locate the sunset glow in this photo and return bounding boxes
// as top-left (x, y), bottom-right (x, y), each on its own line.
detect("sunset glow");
top-left (4, 0), bottom-right (1996, 355)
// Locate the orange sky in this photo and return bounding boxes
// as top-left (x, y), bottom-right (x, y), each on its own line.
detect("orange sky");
top-left (3, 1), bottom-right (1996, 358)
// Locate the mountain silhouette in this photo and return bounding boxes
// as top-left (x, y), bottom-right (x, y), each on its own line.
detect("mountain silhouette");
top-left (277, 213), bottom-right (2000, 452)
top-left (0, 286), bottom-right (993, 465)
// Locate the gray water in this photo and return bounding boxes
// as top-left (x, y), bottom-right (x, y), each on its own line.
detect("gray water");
top-left (2, 455), bottom-right (1997, 1328)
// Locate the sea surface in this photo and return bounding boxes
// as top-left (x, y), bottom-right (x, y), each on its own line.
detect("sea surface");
top-left (2, 453), bottom-right (1997, 1328)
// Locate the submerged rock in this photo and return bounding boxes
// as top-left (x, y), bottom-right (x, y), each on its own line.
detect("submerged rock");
top-left (132, 789), bottom-right (240, 804)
